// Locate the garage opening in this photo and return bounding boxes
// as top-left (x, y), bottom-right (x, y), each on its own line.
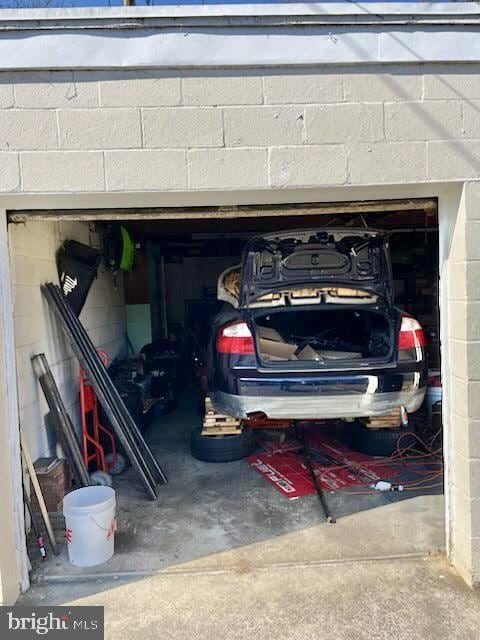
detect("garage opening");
top-left (8, 199), bottom-right (443, 585)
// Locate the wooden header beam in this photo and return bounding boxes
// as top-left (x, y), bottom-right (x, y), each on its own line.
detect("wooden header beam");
top-left (8, 198), bottom-right (437, 223)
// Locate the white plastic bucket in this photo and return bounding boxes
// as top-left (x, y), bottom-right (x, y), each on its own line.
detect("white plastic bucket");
top-left (63, 486), bottom-right (116, 567)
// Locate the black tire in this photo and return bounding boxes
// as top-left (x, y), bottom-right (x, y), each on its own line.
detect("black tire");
top-left (191, 427), bottom-right (257, 462)
top-left (408, 407), bottom-right (428, 434)
top-left (348, 421), bottom-right (416, 457)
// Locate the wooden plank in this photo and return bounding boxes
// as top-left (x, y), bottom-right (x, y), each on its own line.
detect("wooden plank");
top-left (21, 431), bottom-right (59, 556)
top-left (365, 424), bottom-right (401, 430)
top-left (364, 419), bottom-right (402, 429)
top-left (201, 426), bottom-right (242, 436)
top-left (363, 409), bottom-right (402, 429)
top-left (202, 394), bottom-right (241, 434)
top-left (203, 421), bottom-right (239, 428)
top-left (8, 198), bottom-right (437, 223)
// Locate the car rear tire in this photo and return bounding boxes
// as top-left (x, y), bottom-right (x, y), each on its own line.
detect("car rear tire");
top-left (191, 427), bottom-right (257, 462)
top-left (348, 421), bottom-right (416, 457)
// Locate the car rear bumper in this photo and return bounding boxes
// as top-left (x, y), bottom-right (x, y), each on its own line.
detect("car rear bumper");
top-left (210, 384), bottom-right (426, 420)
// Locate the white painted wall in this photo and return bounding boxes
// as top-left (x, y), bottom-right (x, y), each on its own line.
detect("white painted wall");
top-left (9, 220), bottom-right (126, 462)
top-left (126, 304), bottom-right (151, 353)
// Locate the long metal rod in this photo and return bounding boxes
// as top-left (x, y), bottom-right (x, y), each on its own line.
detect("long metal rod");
top-left (20, 431), bottom-right (60, 555)
top-left (42, 285), bottom-right (156, 486)
top-left (32, 355), bottom-right (91, 488)
top-left (42, 284), bottom-right (160, 498)
top-left (294, 422), bottom-right (336, 524)
top-left (159, 254), bottom-right (168, 339)
top-left (46, 408), bottom-right (89, 488)
top-left (47, 284), bottom-right (164, 485)
top-left (51, 296), bottom-right (159, 499)
top-left (48, 284), bottom-right (166, 484)
top-left (38, 361), bottom-right (90, 485)
top-left (44, 284), bottom-right (159, 496)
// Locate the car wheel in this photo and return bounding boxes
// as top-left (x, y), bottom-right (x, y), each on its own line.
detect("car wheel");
top-left (190, 427), bottom-right (257, 462)
top-left (348, 421), bottom-right (416, 457)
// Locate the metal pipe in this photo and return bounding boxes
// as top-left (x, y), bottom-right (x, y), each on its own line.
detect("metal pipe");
top-left (43, 285), bottom-right (156, 488)
top-left (293, 422), bottom-right (336, 524)
top-left (46, 408), bottom-right (89, 488)
top-left (32, 355), bottom-right (91, 488)
top-left (48, 284), bottom-right (166, 485)
top-left (159, 254), bottom-right (168, 340)
top-left (44, 284), bottom-right (159, 491)
top-left (42, 284), bottom-right (160, 498)
top-left (49, 284), bottom-right (164, 484)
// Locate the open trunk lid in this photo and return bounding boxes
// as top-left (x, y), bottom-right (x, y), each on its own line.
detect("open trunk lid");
top-left (239, 228), bottom-right (393, 308)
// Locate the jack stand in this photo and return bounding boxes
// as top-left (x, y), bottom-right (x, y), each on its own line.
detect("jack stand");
top-left (294, 422), bottom-right (336, 524)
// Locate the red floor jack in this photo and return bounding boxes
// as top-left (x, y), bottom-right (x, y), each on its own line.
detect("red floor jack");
top-left (80, 350), bottom-right (118, 473)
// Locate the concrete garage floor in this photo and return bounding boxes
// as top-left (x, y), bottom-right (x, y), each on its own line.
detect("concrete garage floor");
top-left (21, 395), bottom-right (460, 637)
top-left (28, 392), bottom-right (444, 583)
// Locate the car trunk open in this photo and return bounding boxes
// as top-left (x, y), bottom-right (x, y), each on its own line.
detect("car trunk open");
top-left (240, 228), bottom-right (393, 308)
top-left (253, 306), bottom-right (395, 366)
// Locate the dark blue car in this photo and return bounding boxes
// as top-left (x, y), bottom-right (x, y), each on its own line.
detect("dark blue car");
top-left (192, 228), bottom-right (427, 462)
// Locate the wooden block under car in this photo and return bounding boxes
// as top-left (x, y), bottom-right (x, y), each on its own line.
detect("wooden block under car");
top-left (202, 396), bottom-right (242, 436)
top-left (30, 457), bottom-right (71, 513)
top-left (362, 408), bottom-right (402, 429)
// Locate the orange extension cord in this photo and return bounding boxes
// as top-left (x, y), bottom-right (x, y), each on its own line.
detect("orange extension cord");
top-left (316, 429), bottom-right (444, 495)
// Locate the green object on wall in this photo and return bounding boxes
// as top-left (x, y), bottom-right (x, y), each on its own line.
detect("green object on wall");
top-left (105, 224), bottom-right (135, 272)
top-left (119, 225), bottom-right (135, 272)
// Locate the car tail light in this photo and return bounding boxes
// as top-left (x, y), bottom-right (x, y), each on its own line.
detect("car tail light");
top-left (217, 321), bottom-right (255, 355)
top-left (399, 315), bottom-right (427, 350)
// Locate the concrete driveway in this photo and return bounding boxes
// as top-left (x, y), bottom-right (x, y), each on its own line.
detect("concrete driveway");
top-left (20, 496), bottom-right (480, 639)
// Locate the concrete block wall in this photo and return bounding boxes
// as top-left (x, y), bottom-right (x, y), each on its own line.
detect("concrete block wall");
top-left (0, 214), bottom-right (25, 605)
top-left (9, 220), bottom-right (126, 463)
top-left (448, 181), bottom-right (480, 587)
top-left (1, 66), bottom-right (480, 192)
top-left (0, 63), bottom-right (480, 589)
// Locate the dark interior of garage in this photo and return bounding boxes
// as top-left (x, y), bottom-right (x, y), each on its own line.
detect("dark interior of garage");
top-left (20, 200), bottom-right (443, 583)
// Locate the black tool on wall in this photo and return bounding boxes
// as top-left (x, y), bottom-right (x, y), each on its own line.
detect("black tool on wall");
top-left (57, 240), bottom-right (101, 316)
top-left (42, 283), bottom-right (167, 500)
